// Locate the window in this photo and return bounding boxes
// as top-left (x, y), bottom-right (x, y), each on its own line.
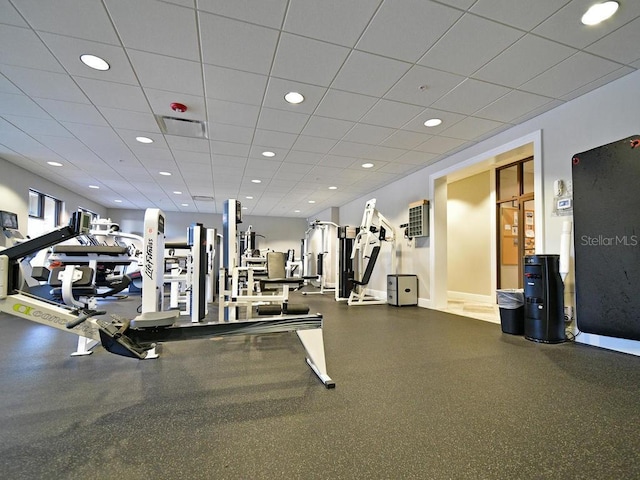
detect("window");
top-left (27, 190), bottom-right (65, 237)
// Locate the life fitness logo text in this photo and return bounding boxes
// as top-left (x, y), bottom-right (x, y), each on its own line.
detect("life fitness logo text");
top-left (145, 235), bottom-right (154, 280)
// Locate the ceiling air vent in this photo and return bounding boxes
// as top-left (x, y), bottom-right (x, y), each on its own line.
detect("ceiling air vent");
top-left (192, 195), bottom-right (214, 202)
top-left (156, 115), bottom-right (208, 139)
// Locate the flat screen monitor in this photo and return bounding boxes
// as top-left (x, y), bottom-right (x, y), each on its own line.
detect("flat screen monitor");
top-left (0, 210), bottom-right (18, 230)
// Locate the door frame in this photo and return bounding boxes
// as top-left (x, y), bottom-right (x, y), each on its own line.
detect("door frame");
top-left (429, 131), bottom-right (544, 311)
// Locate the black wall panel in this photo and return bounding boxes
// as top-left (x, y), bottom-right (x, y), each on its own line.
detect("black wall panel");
top-left (572, 135), bottom-right (640, 340)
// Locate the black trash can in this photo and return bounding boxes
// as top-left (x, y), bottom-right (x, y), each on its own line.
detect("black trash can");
top-left (497, 289), bottom-right (525, 335)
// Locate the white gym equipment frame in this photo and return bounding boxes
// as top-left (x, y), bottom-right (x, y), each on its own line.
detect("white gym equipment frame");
top-left (348, 198), bottom-right (396, 306)
top-left (0, 209), bottom-right (334, 388)
top-left (302, 220), bottom-right (338, 296)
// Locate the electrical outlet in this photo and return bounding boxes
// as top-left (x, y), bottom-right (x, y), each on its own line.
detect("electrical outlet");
top-left (564, 306), bottom-right (574, 322)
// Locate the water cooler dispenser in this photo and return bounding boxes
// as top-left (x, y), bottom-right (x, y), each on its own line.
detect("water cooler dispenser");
top-left (523, 254), bottom-right (565, 343)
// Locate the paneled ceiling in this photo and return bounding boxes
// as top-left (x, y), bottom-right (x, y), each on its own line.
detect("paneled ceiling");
top-left (1, 0), bottom-right (638, 216)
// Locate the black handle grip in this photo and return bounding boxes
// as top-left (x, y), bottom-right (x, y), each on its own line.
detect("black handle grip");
top-left (66, 310), bottom-right (107, 329)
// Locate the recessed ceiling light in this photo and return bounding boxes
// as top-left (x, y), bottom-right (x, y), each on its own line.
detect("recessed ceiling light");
top-left (181, 203), bottom-right (189, 207)
top-left (308, 200), bottom-right (316, 204)
top-left (242, 206), bottom-right (248, 210)
top-left (362, 163), bottom-right (374, 169)
top-left (89, 185), bottom-right (100, 189)
top-left (329, 186), bottom-right (337, 190)
top-left (251, 179), bottom-right (261, 183)
top-left (246, 196), bottom-right (253, 199)
top-left (284, 91), bottom-right (304, 104)
top-left (424, 118), bottom-right (442, 127)
top-left (114, 199), bottom-right (122, 203)
top-left (581, 1), bottom-right (619, 25)
top-left (159, 171), bottom-right (172, 176)
top-left (47, 161), bottom-right (63, 167)
top-left (294, 209), bottom-right (301, 213)
top-left (136, 136), bottom-right (153, 144)
top-left (262, 151), bottom-right (275, 157)
top-left (80, 54), bottom-right (110, 71)
top-left (173, 191), bottom-right (182, 195)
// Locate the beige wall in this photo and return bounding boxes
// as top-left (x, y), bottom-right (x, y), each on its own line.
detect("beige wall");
top-left (447, 171), bottom-right (492, 296)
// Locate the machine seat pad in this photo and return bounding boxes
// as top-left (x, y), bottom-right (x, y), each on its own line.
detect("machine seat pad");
top-left (130, 310), bottom-right (179, 329)
top-left (52, 245), bottom-right (129, 256)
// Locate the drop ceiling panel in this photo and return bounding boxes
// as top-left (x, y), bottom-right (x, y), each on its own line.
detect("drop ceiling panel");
top-left (284, 0), bottom-right (380, 47)
top-left (360, 99), bottom-right (424, 129)
top-left (283, 151), bottom-right (324, 165)
top-left (165, 136), bottom-right (210, 154)
top-left (343, 124), bottom-right (395, 145)
top-left (384, 65), bottom-right (465, 107)
top-left (415, 136), bottom-right (468, 154)
top-left (271, 33), bottom-right (351, 87)
top-left (0, 1), bottom-right (27, 26)
top-left (38, 33), bottom-right (138, 84)
top-left (203, 65), bottom-right (268, 105)
top-left (357, 0), bottom-right (463, 62)
top-left (257, 108), bottom-right (309, 134)
top-left (418, 14), bottom-right (523, 76)
top-left (380, 130), bottom-right (430, 150)
top-left (208, 123), bottom-right (254, 144)
top-left (97, 107), bottom-right (160, 132)
top-left (0, 93), bottom-right (50, 118)
top-left (331, 50), bottom-right (411, 97)
top-left (13, 0), bottom-right (120, 44)
top-left (314, 90), bottom-right (378, 121)
top-left (0, 25), bottom-right (65, 72)
top-left (31, 136), bottom-right (105, 164)
top-left (210, 142), bottom-right (250, 157)
top-left (252, 130), bottom-right (298, 149)
top-left (329, 141), bottom-right (373, 158)
top-left (173, 151), bottom-right (211, 164)
top-left (145, 89), bottom-right (207, 119)
top-left (363, 145), bottom-right (405, 161)
top-left (586, 17), bottom-right (640, 65)
top-left (474, 90), bottom-right (555, 123)
top-left (30, 100), bottom-right (106, 127)
top-left (439, 116), bottom-right (505, 140)
top-left (105, 0), bottom-right (199, 60)
top-left (533, 0), bottom-right (640, 50)
top-left (199, 13), bottom-right (279, 74)
top-left (208, 100), bottom-right (260, 128)
top-left (2, 1), bottom-right (638, 217)
top-left (560, 66), bottom-right (635, 102)
top-left (301, 116), bottom-right (355, 140)
top-left (262, 78), bottom-right (327, 114)
top-left (128, 50), bottom-right (203, 96)
top-left (2, 66), bottom-right (89, 103)
top-left (403, 108), bottom-right (466, 134)
top-left (196, 0), bottom-right (287, 28)
top-left (470, 0), bottom-right (569, 31)
top-left (75, 77), bottom-right (149, 112)
top-left (0, 74), bottom-right (21, 95)
top-left (432, 78), bottom-right (511, 115)
top-left (521, 52), bottom-right (622, 98)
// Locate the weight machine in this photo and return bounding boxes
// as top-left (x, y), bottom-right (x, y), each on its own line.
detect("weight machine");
top-left (302, 220), bottom-right (338, 296)
top-left (348, 199), bottom-right (396, 306)
top-left (0, 209), bottom-right (334, 388)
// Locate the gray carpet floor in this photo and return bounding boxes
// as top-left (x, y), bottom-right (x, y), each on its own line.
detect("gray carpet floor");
top-left (1, 289), bottom-right (639, 479)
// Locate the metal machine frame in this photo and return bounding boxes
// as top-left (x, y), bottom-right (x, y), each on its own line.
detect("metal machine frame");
top-left (348, 199), bottom-right (396, 306)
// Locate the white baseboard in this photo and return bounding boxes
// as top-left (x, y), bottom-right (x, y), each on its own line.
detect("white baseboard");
top-left (448, 290), bottom-right (494, 305)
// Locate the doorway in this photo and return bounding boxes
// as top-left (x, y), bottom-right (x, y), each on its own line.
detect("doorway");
top-left (496, 157), bottom-right (534, 289)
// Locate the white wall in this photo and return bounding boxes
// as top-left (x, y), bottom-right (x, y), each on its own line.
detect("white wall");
top-left (447, 171), bottom-right (492, 298)
top-left (0, 157), bottom-right (106, 249)
top-left (338, 68), bottom-right (640, 356)
top-left (106, 208), bottom-right (308, 256)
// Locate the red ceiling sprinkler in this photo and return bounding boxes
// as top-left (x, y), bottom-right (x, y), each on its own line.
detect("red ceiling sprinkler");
top-left (170, 102), bottom-right (187, 113)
